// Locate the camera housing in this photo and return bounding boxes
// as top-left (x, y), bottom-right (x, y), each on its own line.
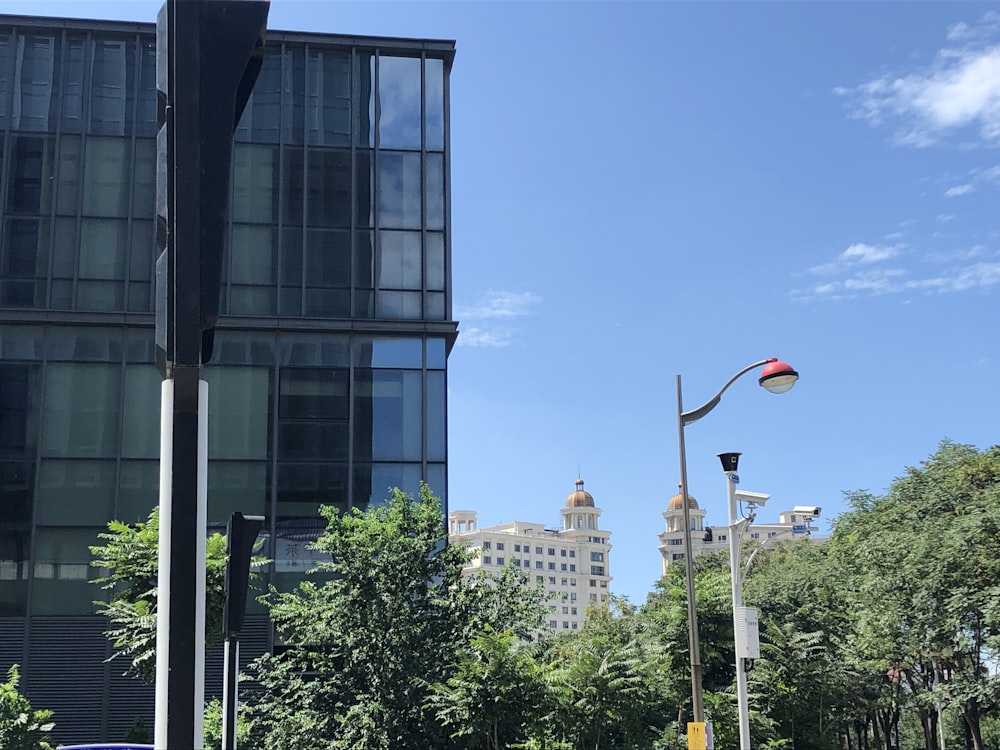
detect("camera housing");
top-left (793, 505), bottom-right (822, 518)
top-left (735, 490), bottom-right (770, 507)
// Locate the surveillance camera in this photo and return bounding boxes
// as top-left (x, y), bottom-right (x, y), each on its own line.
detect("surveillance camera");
top-left (735, 490), bottom-right (770, 507)
top-left (793, 505), bottom-right (821, 517)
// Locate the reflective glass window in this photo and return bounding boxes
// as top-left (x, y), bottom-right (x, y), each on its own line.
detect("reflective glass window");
top-left (425, 57), bottom-right (445, 151)
top-left (82, 138), bottom-right (131, 217)
top-left (305, 229), bottom-right (351, 287)
top-left (280, 421), bottom-right (349, 461)
top-left (0, 518), bottom-right (30, 615)
top-left (1, 219), bottom-right (49, 308)
top-left (306, 49), bottom-right (350, 146)
top-left (279, 368), bottom-right (349, 420)
top-left (236, 47), bottom-right (281, 142)
top-left (79, 219), bottom-right (128, 279)
top-left (426, 338), bottom-right (446, 369)
top-left (278, 336), bottom-right (349, 367)
top-left (60, 35), bottom-right (86, 133)
top-left (377, 56), bottom-right (421, 149)
top-left (353, 461), bottom-right (422, 510)
top-left (353, 369), bottom-right (421, 461)
top-left (121, 365), bottom-right (160, 459)
top-left (424, 293), bottom-right (444, 327)
top-left (41, 363), bottom-right (120, 457)
top-left (0, 364), bottom-right (40, 458)
top-left (377, 290), bottom-right (421, 319)
top-left (204, 367), bottom-right (270, 460)
top-left (12, 34), bottom-right (57, 131)
top-left (378, 151), bottom-right (421, 229)
top-left (426, 233), bottom-right (445, 291)
top-left (31, 528), bottom-right (105, 615)
top-left (136, 40), bottom-right (157, 136)
top-left (0, 35), bottom-right (10, 129)
top-left (427, 370), bottom-right (446, 461)
top-left (133, 138), bottom-right (156, 218)
top-left (282, 45), bottom-right (305, 144)
top-left (36, 460), bottom-right (116, 525)
top-left (45, 329), bottom-right (122, 361)
top-left (378, 231), bottom-right (421, 290)
top-left (7, 136), bottom-right (55, 214)
top-left (207, 461), bottom-right (266, 522)
top-left (117, 460), bottom-right (158, 523)
top-left (306, 149), bottom-right (352, 227)
top-left (232, 144), bottom-right (278, 224)
top-left (89, 37), bottom-right (135, 136)
top-left (277, 462), bottom-right (348, 516)
top-left (353, 337), bottom-right (422, 369)
top-left (282, 148), bottom-right (305, 226)
top-left (425, 153), bottom-right (445, 229)
top-left (230, 225), bottom-right (276, 285)
top-left (0, 461), bottom-right (33, 531)
top-left (356, 53), bottom-right (375, 148)
top-left (56, 135), bottom-right (82, 215)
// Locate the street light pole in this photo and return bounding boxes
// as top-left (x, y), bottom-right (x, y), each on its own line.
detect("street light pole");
top-left (675, 358), bottom-right (798, 739)
top-left (720, 452), bottom-right (752, 750)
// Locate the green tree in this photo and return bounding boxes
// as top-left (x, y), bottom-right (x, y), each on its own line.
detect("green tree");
top-left (89, 507), bottom-right (231, 683)
top-left (249, 484), bottom-right (547, 750)
top-left (426, 625), bottom-right (551, 750)
top-left (0, 665), bottom-right (54, 750)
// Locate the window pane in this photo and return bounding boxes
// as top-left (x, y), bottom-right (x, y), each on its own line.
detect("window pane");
top-left (281, 46), bottom-right (305, 144)
top-left (425, 292), bottom-right (445, 320)
top-left (354, 337), bottom-right (421, 369)
top-left (231, 225), bottom-right (276, 284)
top-left (378, 151), bottom-right (421, 229)
top-left (425, 57), bottom-right (445, 151)
top-left (133, 137), bottom-right (156, 218)
top-left (42, 363), bottom-right (120, 457)
top-left (378, 231), bottom-right (421, 290)
top-left (89, 38), bottom-right (134, 136)
top-left (136, 40), bottom-right (157, 136)
top-left (205, 367), bottom-right (270, 459)
top-left (305, 229), bottom-right (350, 287)
top-left (13, 34), bottom-right (56, 131)
top-left (378, 56), bottom-right (421, 149)
top-left (0, 522), bottom-right (30, 615)
top-left (80, 219), bottom-right (127, 279)
top-left (207, 462), bottom-right (266, 523)
top-left (356, 53), bottom-right (375, 148)
top-left (353, 369), bottom-right (421, 460)
top-left (353, 462), bottom-right (422, 510)
top-left (236, 47), bottom-right (280, 142)
top-left (377, 290), bottom-right (421, 319)
top-left (31, 528), bottom-right (105, 615)
top-left (232, 144), bottom-right (278, 224)
top-left (56, 135), bottom-right (82, 214)
top-left (36, 460), bottom-right (116, 524)
top-left (78, 280), bottom-right (125, 311)
top-left (61, 35), bottom-right (86, 132)
top-left (282, 148), bottom-right (304, 226)
top-left (7, 136), bottom-right (55, 214)
top-left (0, 364), bottom-right (41, 458)
top-left (427, 370), bottom-right (445, 461)
top-left (306, 149), bottom-right (352, 227)
top-left (425, 152), bottom-right (444, 230)
top-left (307, 49), bottom-right (350, 146)
top-left (83, 138), bottom-right (130, 217)
top-left (277, 462), bottom-right (347, 515)
top-left (426, 233), bottom-right (444, 291)
top-left (117, 460), bottom-right (157, 523)
top-left (122, 365), bottom-right (161, 459)
top-left (280, 368), bottom-right (349, 420)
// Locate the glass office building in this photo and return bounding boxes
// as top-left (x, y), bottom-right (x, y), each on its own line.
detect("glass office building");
top-left (0, 14), bottom-right (456, 742)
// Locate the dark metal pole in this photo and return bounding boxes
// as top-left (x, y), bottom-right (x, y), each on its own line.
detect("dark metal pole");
top-left (677, 374), bottom-right (705, 724)
top-left (222, 637), bottom-right (239, 750)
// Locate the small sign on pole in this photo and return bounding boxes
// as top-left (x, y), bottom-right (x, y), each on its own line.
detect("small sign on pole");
top-left (688, 721), bottom-right (715, 749)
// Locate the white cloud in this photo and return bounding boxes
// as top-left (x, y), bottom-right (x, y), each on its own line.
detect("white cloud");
top-left (936, 214), bottom-right (956, 222)
top-left (455, 290), bottom-right (541, 320)
top-left (944, 183), bottom-right (975, 197)
top-left (809, 242), bottom-right (902, 275)
top-left (455, 290), bottom-right (541, 348)
top-left (838, 14), bottom-right (1000, 147)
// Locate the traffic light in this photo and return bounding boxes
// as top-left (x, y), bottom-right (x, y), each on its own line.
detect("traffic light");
top-left (224, 512), bottom-right (265, 637)
top-left (155, 0), bottom-right (270, 373)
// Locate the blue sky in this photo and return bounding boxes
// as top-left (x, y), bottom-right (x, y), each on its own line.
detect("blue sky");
top-left (11, 1), bottom-right (999, 604)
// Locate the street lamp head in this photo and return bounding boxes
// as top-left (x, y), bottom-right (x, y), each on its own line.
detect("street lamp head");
top-left (758, 359), bottom-right (799, 394)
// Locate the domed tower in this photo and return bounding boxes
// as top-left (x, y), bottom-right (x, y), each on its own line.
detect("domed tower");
top-left (561, 478), bottom-right (602, 537)
top-left (657, 484), bottom-right (708, 574)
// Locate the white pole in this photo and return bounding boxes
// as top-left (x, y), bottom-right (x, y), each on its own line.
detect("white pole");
top-left (154, 380), bottom-right (173, 750)
top-left (726, 469), bottom-right (751, 750)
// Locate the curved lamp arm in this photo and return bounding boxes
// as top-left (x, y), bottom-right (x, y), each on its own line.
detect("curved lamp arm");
top-left (680, 359), bottom-right (773, 426)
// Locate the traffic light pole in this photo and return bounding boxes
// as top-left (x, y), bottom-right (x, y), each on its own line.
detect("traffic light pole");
top-left (153, 2), bottom-right (268, 747)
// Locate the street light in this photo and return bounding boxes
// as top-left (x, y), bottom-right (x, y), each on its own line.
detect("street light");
top-left (675, 358), bottom-right (798, 731)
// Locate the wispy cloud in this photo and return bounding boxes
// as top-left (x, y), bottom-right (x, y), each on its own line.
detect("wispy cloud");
top-left (792, 240), bottom-right (1000, 301)
top-left (456, 290), bottom-right (541, 348)
top-left (835, 13), bottom-right (1000, 147)
top-left (944, 183), bottom-right (975, 197)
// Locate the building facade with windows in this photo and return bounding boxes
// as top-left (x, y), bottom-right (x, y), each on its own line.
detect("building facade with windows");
top-left (0, 14), bottom-right (455, 742)
top-left (657, 489), bottom-right (822, 573)
top-left (448, 479), bottom-right (613, 633)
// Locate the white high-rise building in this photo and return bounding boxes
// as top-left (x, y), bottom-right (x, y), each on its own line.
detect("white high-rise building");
top-left (448, 479), bottom-right (612, 632)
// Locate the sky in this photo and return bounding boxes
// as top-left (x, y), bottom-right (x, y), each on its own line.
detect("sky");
top-left (8, 0), bottom-right (999, 605)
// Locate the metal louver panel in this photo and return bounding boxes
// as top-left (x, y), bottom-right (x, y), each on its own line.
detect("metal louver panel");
top-left (0, 618), bottom-right (26, 676)
top-left (26, 617), bottom-right (109, 744)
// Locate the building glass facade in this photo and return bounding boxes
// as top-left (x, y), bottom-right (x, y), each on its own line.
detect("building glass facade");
top-left (0, 14), bottom-right (455, 742)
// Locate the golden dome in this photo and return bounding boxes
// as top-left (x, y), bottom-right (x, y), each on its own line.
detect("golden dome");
top-left (668, 491), bottom-right (698, 511)
top-left (566, 478), bottom-right (595, 508)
